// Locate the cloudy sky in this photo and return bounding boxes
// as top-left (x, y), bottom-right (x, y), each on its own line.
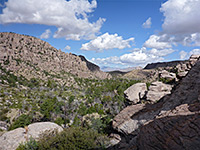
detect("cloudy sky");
top-left (0, 0), bottom-right (200, 70)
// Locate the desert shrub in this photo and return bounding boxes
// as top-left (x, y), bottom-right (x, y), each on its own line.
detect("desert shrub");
top-left (86, 104), bottom-right (104, 115)
top-left (146, 82), bottom-right (151, 90)
top-left (0, 108), bottom-right (9, 121)
top-left (68, 95), bottom-right (75, 104)
top-left (78, 102), bottom-right (88, 116)
top-left (72, 115), bottom-right (81, 127)
top-left (7, 73), bottom-right (17, 87)
top-left (102, 95), bottom-right (112, 104)
top-left (40, 97), bottom-right (63, 121)
top-left (17, 137), bottom-right (38, 150)
top-left (54, 117), bottom-right (64, 126)
top-left (47, 79), bottom-right (57, 88)
top-left (9, 114), bottom-right (32, 130)
top-left (28, 78), bottom-right (40, 88)
top-left (83, 117), bottom-right (107, 134)
top-left (18, 127), bottom-right (107, 150)
top-left (159, 77), bottom-right (173, 84)
top-left (39, 127), bottom-right (106, 150)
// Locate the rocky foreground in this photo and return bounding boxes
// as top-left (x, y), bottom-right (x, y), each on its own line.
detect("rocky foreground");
top-left (109, 55), bottom-right (200, 149)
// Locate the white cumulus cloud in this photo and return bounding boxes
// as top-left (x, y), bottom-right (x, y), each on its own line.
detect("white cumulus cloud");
top-left (144, 34), bottom-right (172, 49)
top-left (142, 17), bottom-right (152, 29)
top-left (144, 0), bottom-right (200, 49)
top-left (40, 29), bottom-right (51, 39)
top-left (160, 0), bottom-right (200, 35)
top-left (0, 0), bottom-right (105, 40)
top-left (91, 47), bottom-right (175, 67)
top-left (179, 50), bottom-right (188, 60)
top-left (155, 0), bottom-right (200, 46)
top-left (179, 49), bottom-right (200, 60)
top-left (81, 32), bottom-right (134, 52)
top-left (189, 49), bottom-right (200, 56)
top-left (64, 45), bottom-right (71, 50)
top-left (91, 56), bottom-right (122, 66)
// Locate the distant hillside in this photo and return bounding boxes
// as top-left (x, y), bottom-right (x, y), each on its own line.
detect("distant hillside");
top-left (0, 32), bottom-right (111, 86)
top-left (102, 66), bottom-right (141, 72)
top-left (144, 60), bottom-right (188, 69)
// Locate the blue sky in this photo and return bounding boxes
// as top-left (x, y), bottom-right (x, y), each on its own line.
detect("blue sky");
top-left (0, 0), bottom-right (200, 70)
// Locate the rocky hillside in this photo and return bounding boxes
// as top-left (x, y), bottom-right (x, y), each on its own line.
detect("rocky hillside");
top-left (0, 32), bottom-right (110, 86)
top-left (109, 55), bottom-right (200, 149)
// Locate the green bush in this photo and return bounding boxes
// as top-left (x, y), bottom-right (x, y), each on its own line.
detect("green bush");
top-left (18, 127), bottom-right (107, 150)
top-left (0, 109), bottom-right (9, 121)
top-left (78, 102), bottom-right (88, 116)
top-left (83, 117), bottom-right (106, 134)
top-left (47, 79), bottom-right (57, 88)
top-left (40, 127), bottom-right (106, 150)
top-left (146, 82), bottom-right (151, 90)
top-left (72, 115), bottom-right (81, 127)
top-left (159, 77), bottom-right (173, 84)
top-left (9, 114), bottom-right (32, 130)
top-left (40, 97), bottom-right (63, 121)
top-left (102, 96), bottom-right (112, 104)
top-left (54, 117), bottom-right (64, 126)
top-left (68, 95), bottom-right (75, 104)
top-left (17, 137), bottom-right (38, 150)
top-left (28, 78), bottom-right (40, 88)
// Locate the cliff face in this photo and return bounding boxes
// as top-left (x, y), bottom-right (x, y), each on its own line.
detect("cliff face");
top-left (79, 55), bottom-right (100, 72)
top-left (110, 56), bottom-right (200, 150)
top-left (0, 32), bottom-right (110, 84)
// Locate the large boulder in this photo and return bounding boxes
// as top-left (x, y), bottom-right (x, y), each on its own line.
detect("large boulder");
top-left (159, 70), bottom-right (177, 82)
top-left (0, 122), bottom-right (63, 150)
top-left (124, 83), bottom-right (147, 104)
top-left (177, 71), bottom-right (188, 78)
top-left (112, 104), bottom-right (145, 134)
top-left (146, 81), bottom-right (172, 102)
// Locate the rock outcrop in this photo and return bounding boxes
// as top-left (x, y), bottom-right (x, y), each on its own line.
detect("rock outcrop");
top-left (110, 55), bottom-right (200, 149)
top-left (112, 104), bottom-right (145, 134)
top-left (0, 122), bottom-right (63, 150)
top-left (159, 70), bottom-right (177, 82)
top-left (146, 81), bottom-right (172, 102)
top-left (124, 81), bottom-right (172, 104)
top-left (124, 83), bottom-right (147, 104)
